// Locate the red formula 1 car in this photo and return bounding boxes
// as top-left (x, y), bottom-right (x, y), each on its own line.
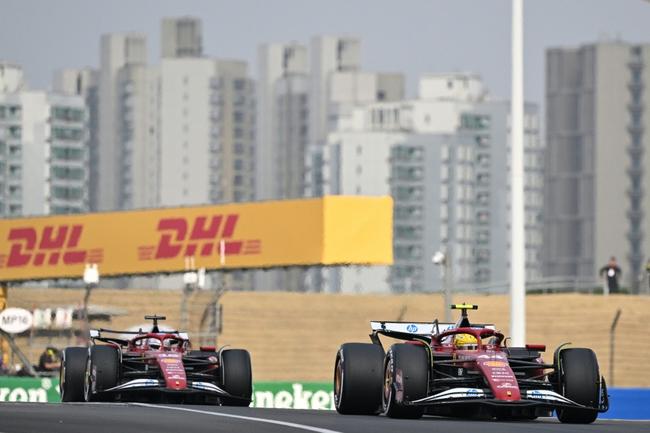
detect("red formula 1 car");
top-left (60, 315), bottom-right (252, 405)
top-left (334, 304), bottom-right (608, 423)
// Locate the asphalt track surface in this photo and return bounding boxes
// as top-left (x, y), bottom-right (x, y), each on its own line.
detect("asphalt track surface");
top-left (0, 403), bottom-right (648, 433)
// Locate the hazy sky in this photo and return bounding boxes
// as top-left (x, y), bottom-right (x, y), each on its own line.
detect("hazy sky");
top-left (1, 0), bottom-right (649, 106)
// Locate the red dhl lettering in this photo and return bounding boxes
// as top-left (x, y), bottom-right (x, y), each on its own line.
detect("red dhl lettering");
top-left (138, 214), bottom-right (261, 261)
top-left (0, 225), bottom-right (103, 268)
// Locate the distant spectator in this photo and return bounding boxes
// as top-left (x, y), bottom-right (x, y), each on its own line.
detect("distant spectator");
top-left (646, 259), bottom-right (650, 292)
top-left (599, 256), bottom-right (622, 294)
top-left (37, 347), bottom-right (61, 372)
top-left (0, 337), bottom-right (8, 373)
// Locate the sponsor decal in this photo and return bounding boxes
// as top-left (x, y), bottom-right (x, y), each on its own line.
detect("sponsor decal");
top-left (529, 390), bottom-right (543, 399)
top-left (138, 214), bottom-right (261, 261)
top-left (161, 358), bottom-right (179, 364)
top-left (252, 383), bottom-right (335, 410)
top-left (0, 225), bottom-right (103, 269)
top-left (496, 382), bottom-right (517, 389)
top-left (0, 308), bottom-right (33, 334)
top-left (406, 324), bottom-right (418, 333)
top-left (0, 378), bottom-right (57, 402)
top-left (466, 388), bottom-right (480, 397)
top-left (484, 361), bottom-right (507, 367)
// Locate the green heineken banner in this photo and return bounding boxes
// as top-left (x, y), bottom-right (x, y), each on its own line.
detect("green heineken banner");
top-left (251, 382), bottom-right (334, 410)
top-left (0, 377), bottom-right (60, 402)
top-left (0, 376), bottom-right (335, 409)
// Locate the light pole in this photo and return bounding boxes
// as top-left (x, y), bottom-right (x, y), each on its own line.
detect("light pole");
top-left (82, 263), bottom-right (99, 342)
top-left (510, 0), bottom-right (526, 347)
top-left (433, 250), bottom-right (452, 322)
top-left (181, 256), bottom-right (198, 331)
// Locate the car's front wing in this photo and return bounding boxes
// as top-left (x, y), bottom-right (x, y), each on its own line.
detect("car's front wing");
top-left (101, 379), bottom-right (247, 401)
top-left (407, 387), bottom-right (608, 412)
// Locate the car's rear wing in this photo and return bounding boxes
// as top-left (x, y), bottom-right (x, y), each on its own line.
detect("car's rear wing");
top-left (369, 321), bottom-right (496, 345)
top-left (371, 321), bottom-right (456, 336)
top-left (89, 328), bottom-right (189, 346)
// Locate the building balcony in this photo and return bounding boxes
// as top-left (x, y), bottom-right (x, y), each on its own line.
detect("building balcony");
top-left (628, 123), bottom-right (644, 135)
top-left (627, 144), bottom-right (644, 158)
top-left (628, 101), bottom-right (645, 113)
top-left (628, 57), bottom-right (644, 69)
top-left (626, 208), bottom-right (644, 222)
top-left (628, 82), bottom-right (644, 92)
top-left (627, 165), bottom-right (644, 177)
top-left (627, 186), bottom-right (644, 200)
top-left (626, 229), bottom-right (644, 244)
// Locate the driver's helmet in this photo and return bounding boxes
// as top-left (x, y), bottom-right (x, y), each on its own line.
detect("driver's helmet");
top-left (147, 338), bottom-right (161, 350)
top-left (454, 333), bottom-right (478, 350)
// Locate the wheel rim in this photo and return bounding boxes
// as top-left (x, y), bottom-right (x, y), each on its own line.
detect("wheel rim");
top-left (84, 359), bottom-right (92, 401)
top-left (334, 358), bottom-right (343, 407)
top-left (382, 356), bottom-right (393, 411)
top-left (59, 358), bottom-right (66, 399)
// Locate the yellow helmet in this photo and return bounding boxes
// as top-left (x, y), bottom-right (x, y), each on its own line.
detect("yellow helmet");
top-left (454, 333), bottom-right (478, 350)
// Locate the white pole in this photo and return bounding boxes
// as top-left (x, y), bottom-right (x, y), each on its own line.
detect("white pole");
top-left (219, 239), bottom-right (226, 266)
top-left (510, 0), bottom-right (526, 347)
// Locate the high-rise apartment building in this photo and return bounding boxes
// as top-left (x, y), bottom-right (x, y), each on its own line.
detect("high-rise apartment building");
top-left (158, 58), bottom-right (255, 207)
top-left (257, 43), bottom-right (309, 201)
top-left (0, 63), bottom-right (88, 217)
top-left (255, 36), bottom-right (405, 291)
top-left (323, 74), bottom-right (543, 293)
top-left (98, 33), bottom-right (147, 211)
top-left (306, 36), bottom-right (404, 198)
top-left (53, 68), bottom-right (101, 210)
top-left (544, 41), bottom-right (650, 290)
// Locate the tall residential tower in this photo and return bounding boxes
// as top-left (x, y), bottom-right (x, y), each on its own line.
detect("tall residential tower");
top-left (544, 41), bottom-right (650, 290)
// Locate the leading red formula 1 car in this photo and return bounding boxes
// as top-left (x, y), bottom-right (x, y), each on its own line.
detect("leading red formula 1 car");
top-left (60, 315), bottom-right (252, 405)
top-left (334, 304), bottom-right (608, 423)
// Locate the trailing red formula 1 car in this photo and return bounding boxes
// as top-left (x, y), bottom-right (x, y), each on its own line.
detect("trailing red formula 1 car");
top-left (334, 304), bottom-right (608, 423)
top-left (60, 315), bottom-right (252, 405)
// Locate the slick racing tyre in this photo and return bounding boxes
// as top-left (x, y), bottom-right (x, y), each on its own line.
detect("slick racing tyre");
top-left (220, 349), bottom-right (252, 406)
top-left (60, 347), bottom-right (88, 402)
top-left (334, 343), bottom-right (384, 415)
top-left (556, 348), bottom-right (600, 424)
top-left (383, 343), bottom-right (428, 419)
top-left (84, 345), bottom-right (119, 402)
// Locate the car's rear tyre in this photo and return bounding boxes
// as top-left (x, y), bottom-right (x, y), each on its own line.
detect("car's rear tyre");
top-left (84, 345), bottom-right (119, 402)
top-left (555, 348), bottom-right (600, 424)
top-left (60, 347), bottom-right (88, 402)
top-left (220, 349), bottom-right (252, 406)
top-left (334, 343), bottom-right (384, 415)
top-left (383, 344), bottom-right (428, 419)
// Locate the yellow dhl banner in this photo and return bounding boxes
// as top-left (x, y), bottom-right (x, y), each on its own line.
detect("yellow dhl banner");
top-left (0, 196), bottom-right (393, 282)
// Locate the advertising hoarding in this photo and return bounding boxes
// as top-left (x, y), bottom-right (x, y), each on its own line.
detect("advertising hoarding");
top-left (0, 196), bottom-right (392, 282)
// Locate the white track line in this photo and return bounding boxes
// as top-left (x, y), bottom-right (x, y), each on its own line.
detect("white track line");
top-left (131, 403), bottom-right (344, 433)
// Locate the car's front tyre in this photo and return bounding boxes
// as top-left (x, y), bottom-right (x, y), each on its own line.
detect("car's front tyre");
top-left (84, 345), bottom-right (119, 402)
top-left (219, 349), bottom-right (252, 406)
top-left (382, 343), bottom-right (428, 419)
top-left (555, 348), bottom-right (601, 424)
top-left (60, 347), bottom-right (88, 402)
